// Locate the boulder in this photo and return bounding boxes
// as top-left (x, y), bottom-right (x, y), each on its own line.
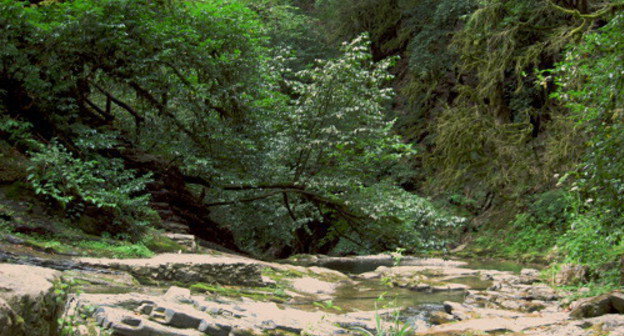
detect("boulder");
top-left (0, 264), bottom-right (63, 336)
top-left (570, 291), bottom-right (624, 319)
top-left (518, 268), bottom-right (541, 284)
top-left (163, 233), bottom-right (197, 251)
top-left (163, 286), bottom-right (193, 304)
top-left (443, 301), bottom-right (472, 320)
top-left (555, 264), bottom-right (588, 286)
top-left (429, 311), bottom-right (456, 325)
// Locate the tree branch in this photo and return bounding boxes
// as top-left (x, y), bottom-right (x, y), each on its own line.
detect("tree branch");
top-left (92, 83), bottom-right (144, 128)
top-left (204, 191), bottom-right (283, 207)
top-left (222, 183), bottom-right (305, 191)
top-left (84, 98), bottom-right (114, 121)
top-left (127, 81), bottom-right (209, 150)
top-left (283, 192), bottom-right (298, 222)
top-left (200, 184), bottom-right (396, 249)
top-left (548, 0), bottom-right (622, 19)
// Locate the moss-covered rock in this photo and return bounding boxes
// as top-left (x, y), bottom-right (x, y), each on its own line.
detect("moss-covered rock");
top-left (0, 264), bottom-right (64, 336)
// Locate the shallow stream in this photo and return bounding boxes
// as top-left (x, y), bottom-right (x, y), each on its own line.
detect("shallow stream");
top-left (297, 256), bottom-right (532, 315)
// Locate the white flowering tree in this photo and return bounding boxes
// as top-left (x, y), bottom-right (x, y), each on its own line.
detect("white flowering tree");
top-left (207, 36), bottom-right (464, 255)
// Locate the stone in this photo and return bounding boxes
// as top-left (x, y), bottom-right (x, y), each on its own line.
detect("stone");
top-left (555, 264), bottom-right (588, 285)
top-left (77, 253), bottom-right (266, 286)
top-left (356, 271), bottom-right (380, 280)
top-left (429, 311), bottom-right (456, 325)
top-left (3, 234), bottom-right (25, 245)
top-left (521, 268), bottom-right (540, 277)
top-left (0, 298), bottom-right (20, 335)
top-left (443, 301), bottom-right (472, 321)
top-left (198, 320), bottom-right (232, 336)
top-left (431, 283), bottom-right (469, 292)
top-left (0, 264), bottom-right (63, 336)
top-left (518, 268), bottom-right (541, 284)
top-left (523, 284), bottom-right (561, 301)
top-left (450, 244), bottom-right (467, 253)
top-left (163, 286), bottom-right (193, 304)
top-left (62, 270), bottom-right (138, 293)
top-left (611, 291), bottom-right (624, 312)
top-left (570, 291), bottom-right (624, 319)
top-left (163, 233), bottom-right (197, 251)
top-left (94, 306), bottom-right (203, 336)
top-left (416, 312), bottom-right (569, 334)
top-left (291, 277), bottom-right (336, 295)
top-left (409, 283), bottom-right (432, 291)
top-left (161, 307), bottom-right (204, 328)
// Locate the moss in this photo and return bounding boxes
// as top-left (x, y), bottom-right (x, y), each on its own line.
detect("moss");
top-left (142, 233), bottom-right (185, 253)
top-left (190, 282), bottom-right (290, 303)
top-left (262, 267), bottom-right (305, 283)
top-left (21, 236), bottom-right (77, 255)
top-left (133, 274), bottom-right (161, 287)
top-left (10, 231), bottom-right (155, 258)
top-left (3, 182), bottom-right (33, 201)
top-left (0, 141), bottom-right (29, 183)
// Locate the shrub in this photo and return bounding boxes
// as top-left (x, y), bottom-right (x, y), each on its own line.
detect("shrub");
top-left (27, 140), bottom-right (154, 237)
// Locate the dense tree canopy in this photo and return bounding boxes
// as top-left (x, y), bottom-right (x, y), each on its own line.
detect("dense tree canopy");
top-left (1, 0), bottom-right (624, 287)
top-left (0, 0), bottom-right (462, 255)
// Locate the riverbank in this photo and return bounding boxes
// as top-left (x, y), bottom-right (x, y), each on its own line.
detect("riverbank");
top-left (2, 236), bottom-right (624, 336)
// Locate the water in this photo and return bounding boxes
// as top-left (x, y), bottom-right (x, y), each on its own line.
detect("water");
top-left (464, 258), bottom-right (544, 273)
top-left (317, 255), bottom-right (535, 275)
top-left (319, 259), bottom-right (395, 274)
top-left (302, 255), bottom-right (532, 314)
top-left (290, 279), bottom-right (466, 313)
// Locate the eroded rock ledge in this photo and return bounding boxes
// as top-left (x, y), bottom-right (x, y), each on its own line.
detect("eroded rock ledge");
top-left (76, 254), bottom-right (267, 287)
top-left (4, 253), bottom-right (624, 336)
top-left (0, 264), bottom-right (64, 336)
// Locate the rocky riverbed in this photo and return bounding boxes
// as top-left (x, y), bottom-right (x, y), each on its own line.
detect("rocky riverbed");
top-left (2, 238), bottom-right (624, 336)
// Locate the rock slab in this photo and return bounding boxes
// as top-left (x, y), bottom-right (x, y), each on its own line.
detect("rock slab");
top-left (0, 264), bottom-right (63, 336)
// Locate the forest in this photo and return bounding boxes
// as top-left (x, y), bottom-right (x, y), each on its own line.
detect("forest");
top-left (1, 0), bottom-right (624, 294)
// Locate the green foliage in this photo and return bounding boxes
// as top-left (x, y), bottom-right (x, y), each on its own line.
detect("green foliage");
top-left (474, 190), bottom-right (574, 258)
top-left (539, 9), bottom-right (624, 286)
top-left (13, 231), bottom-right (156, 258)
top-left (189, 282), bottom-right (290, 302)
top-left (390, 247), bottom-right (406, 266)
top-left (240, 0), bottom-right (331, 68)
top-left (27, 140), bottom-right (154, 236)
top-left (1, 0), bottom-right (462, 255)
top-left (314, 0), bottom-right (408, 56)
top-left (557, 215), bottom-right (617, 266)
top-left (142, 233), bottom-right (185, 253)
top-left (505, 213), bottom-right (559, 255)
top-left (313, 299), bottom-right (342, 312)
top-left (552, 11), bottom-right (624, 218)
top-left (213, 35), bottom-right (463, 254)
top-left (422, 0), bottom-right (587, 194)
top-left (425, 104), bottom-right (535, 193)
top-left (75, 240), bottom-right (154, 258)
top-left (402, 0), bottom-right (476, 116)
top-left (0, 116), bottom-right (42, 151)
top-left (351, 311), bottom-right (411, 336)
